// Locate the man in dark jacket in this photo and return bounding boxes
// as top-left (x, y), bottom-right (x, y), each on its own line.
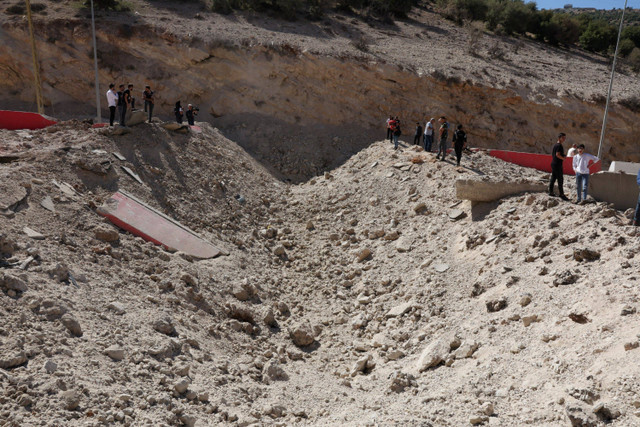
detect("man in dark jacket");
top-left (413, 122), bottom-right (423, 146)
top-left (452, 124), bottom-right (467, 166)
top-left (549, 133), bottom-right (569, 201)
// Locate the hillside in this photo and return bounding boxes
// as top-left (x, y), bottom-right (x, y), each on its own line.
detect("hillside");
top-left (2, 2), bottom-right (640, 426)
top-left (1, 1), bottom-right (640, 182)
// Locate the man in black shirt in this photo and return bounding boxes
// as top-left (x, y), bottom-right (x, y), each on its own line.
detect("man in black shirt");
top-left (413, 122), bottom-right (423, 146)
top-left (549, 133), bottom-right (569, 201)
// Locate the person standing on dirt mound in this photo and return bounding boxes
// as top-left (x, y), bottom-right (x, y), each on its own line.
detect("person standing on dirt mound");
top-left (120, 84), bottom-right (131, 126)
top-left (390, 118), bottom-right (401, 150)
top-left (117, 84), bottom-right (125, 126)
top-left (424, 118), bottom-right (435, 152)
top-left (174, 101), bottom-right (184, 124)
top-left (106, 83), bottom-right (118, 127)
top-left (386, 116), bottom-right (393, 142)
top-left (572, 144), bottom-right (598, 204)
top-left (452, 124), bottom-right (467, 166)
top-left (549, 133), bottom-right (569, 201)
top-left (413, 122), bottom-right (423, 146)
top-left (143, 85), bottom-right (154, 123)
top-left (186, 104), bottom-right (198, 126)
top-left (633, 168), bottom-right (640, 226)
top-left (436, 116), bottom-right (449, 161)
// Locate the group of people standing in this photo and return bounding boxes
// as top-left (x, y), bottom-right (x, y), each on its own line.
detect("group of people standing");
top-left (386, 115), bottom-right (468, 166)
top-left (174, 101), bottom-right (198, 126)
top-left (548, 133), bottom-right (599, 204)
top-left (105, 83), bottom-right (155, 126)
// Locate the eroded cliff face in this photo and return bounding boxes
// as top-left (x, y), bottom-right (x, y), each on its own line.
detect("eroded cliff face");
top-left (1, 19), bottom-right (638, 181)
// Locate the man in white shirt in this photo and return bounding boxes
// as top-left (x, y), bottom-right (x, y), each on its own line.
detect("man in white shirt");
top-left (423, 118), bottom-right (435, 152)
top-left (566, 143), bottom-right (578, 157)
top-left (105, 83), bottom-right (118, 126)
top-left (572, 144), bottom-right (598, 204)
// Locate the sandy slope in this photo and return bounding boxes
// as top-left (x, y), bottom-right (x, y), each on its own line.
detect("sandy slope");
top-left (2, 121), bottom-right (640, 426)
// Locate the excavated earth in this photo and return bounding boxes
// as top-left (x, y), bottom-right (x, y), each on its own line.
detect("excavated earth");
top-left (2, 2), bottom-right (640, 427)
top-left (1, 121), bottom-right (640, 427)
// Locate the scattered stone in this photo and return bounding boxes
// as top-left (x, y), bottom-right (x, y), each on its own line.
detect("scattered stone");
top-left (61, 389), bottom-right (81, 411)
top-left (433, 263), bottom-right (449, 273)
top-left (174, 378), bottom-right (191, 394)
top-left (107, 302), bottom-right (126, 315)
top-left (593, 402), bottom-right (620, 422)
top-left (486, 298), bottom-right (507, 313)
top-left (104, 345), bottom-right (125, 361)
top-left (0, 350), bottom-right (27, 369)
top-left (263, 360), bottom-right (289, 382)
top-left (621, 305), bottom-right (636, 316)
top-left (568, 313), bottom-right (590, 324)
top-left (153, 317), bottom-right (177, 336)
top-left (454, 341), bottom-right (479, 359)
top-left (416, 338), bottom-right (449, 371)
top-left (23, 226), bottom-right (45, 240)
top-left (44, 359), bottom-right (58, 374)
top-left (60, 313), bottom-right (83, 337)
top-left (94, 227), bottom-right (119, 242)
top-left (386, 302), bottom-right (413, 318)
top-left (624, 341), bottom-right (639, 351)
top-left (395, 236), bottom-right (412, 252)
top-left (522, 315), bottom-right (541, 327)
top-left (289, 323), bottom-right (315, 347)
top-left (47, 263), bottom-right (69, 282)
top-left (384, 230), bottom-right (400, 241)
top-left (0, 272), bottom-right (28, 293)
top-left (40, 196), bottom-right (56, 212)
top-left (449, 209), bottom-right (467, 221)
top-left (356, 248), bottom-right (372, 262)
top-left (306, 221), bottom-right (315, 230)
top-left (263, 308), bottom-right (278, 327)
top-left (351, 354), bottom-right (375, 376)
top-left (481, 402), bottom-right (494, 416)
top-left (413, 202), bottom-right (428, 214)
top-left (469, 415), bottom-right (489, 425)
top-left (573, 248), bottom-right (600, 262)
top-left (553, 270), bottom-right (578, 286)
top-left (519, 293), bottom-right (532, 307)
top-left (389, 371), bottom-right (416, 393)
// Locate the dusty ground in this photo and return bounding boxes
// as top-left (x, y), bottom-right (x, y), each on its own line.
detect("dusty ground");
top-left (2, 2), bottom-right (640, 427)
top-left (2, 120), bottom-right (640, 427)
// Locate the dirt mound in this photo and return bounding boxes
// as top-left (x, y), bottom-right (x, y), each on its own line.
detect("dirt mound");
top-left (2, 123), bottom-right (640, 425)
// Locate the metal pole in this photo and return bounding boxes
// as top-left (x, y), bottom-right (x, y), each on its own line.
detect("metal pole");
top-left (90, 0), bottom-right (101, 123)
top-left (25, 0), bottom-right (43, 114)
top-left (597, 0), bottom-right (628, 160)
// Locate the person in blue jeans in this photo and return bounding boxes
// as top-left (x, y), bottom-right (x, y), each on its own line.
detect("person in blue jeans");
top-left (571, 144), bottom-right (598, 204)
top-left (634, 168), bottom-right (640, 226)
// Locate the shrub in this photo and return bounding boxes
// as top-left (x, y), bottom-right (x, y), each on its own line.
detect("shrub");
top-left (618, 95), bottom-right (640, 113)
top-left (628, 47), bottom-right (640, 72)
top-left (622, 25), bottom-right (640, 47)
top-left (5, 3), bottom-right (24, 14)
top-left (437, 0), bottom-right (487, 25)
top-left (619, 38), bottom-right (635, 57)
top-left (579, 20), bottom-right (616, 53)
top-left (487, 41), bottom-right (506, 60)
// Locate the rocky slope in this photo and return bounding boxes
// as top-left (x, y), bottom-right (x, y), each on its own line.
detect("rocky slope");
top-left (2, 121), bottom-right (640, 426)
top-left (1, 3), bottom-right (640, 181)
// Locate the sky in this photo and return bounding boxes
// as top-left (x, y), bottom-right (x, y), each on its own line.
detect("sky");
top-left (533, 0), bottom-right (640, 9)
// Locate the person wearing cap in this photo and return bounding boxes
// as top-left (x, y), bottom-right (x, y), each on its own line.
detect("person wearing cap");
top-left (424, 118), bottom-right (435, 152)
top-left (549, 132), bottom-right (569, 201)
top-left (572, 144), bottom-right (598, 204)
top-left (186, 104), bottom-right (197, 126)
top-left (105, 83), bottom-right (118, 126)
top-left (143, 85), bottom-right (154, 123)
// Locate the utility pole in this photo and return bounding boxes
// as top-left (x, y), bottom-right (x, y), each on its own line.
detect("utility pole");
top-left (90, 0), bottom-right (101, 123)
top-left (598, 0), bottom-right (628, 160)
top-left (25, 0), bottom-right (43, 114)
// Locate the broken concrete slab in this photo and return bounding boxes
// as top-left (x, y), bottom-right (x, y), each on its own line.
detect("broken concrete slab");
top-left (456, 178), bottom-right (547, 203)
top-left (97, 190), bottom-right (227, 259)
top-left (40, 196), bottom-right (55, 213)
top-left (121, 166), bottom-right (143, 184)
top-left (23, 227), bottom-right (45, 240)
top-left (433, 263), bottom-right (449, 273)
top-left (0, 181), bottom-right (28, 211)
top-left (449, 209), bottom-right (466, 221)
top-left (112, 152), bottom-right (126, 161)
top-left (52, 180), bottom-right (78, 198)
top-left (589, 172), bottom-right (639, 210)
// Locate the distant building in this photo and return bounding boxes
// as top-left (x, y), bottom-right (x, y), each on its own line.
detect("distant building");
top-left (564, 3), bottom-right (572, 8)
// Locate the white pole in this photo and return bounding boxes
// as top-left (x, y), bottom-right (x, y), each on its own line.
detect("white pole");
top-left (90, 0), bottom-right (101, 123)
top-left (597, 0), bottom-right (628, 160)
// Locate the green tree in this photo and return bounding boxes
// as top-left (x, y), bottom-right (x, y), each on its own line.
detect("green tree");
top-left (622, 25), bottom-right (640, 47)
top-left (619, 38), bottom-right (636, 57)
top-left (579, 20), bottom-right (616, 53)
